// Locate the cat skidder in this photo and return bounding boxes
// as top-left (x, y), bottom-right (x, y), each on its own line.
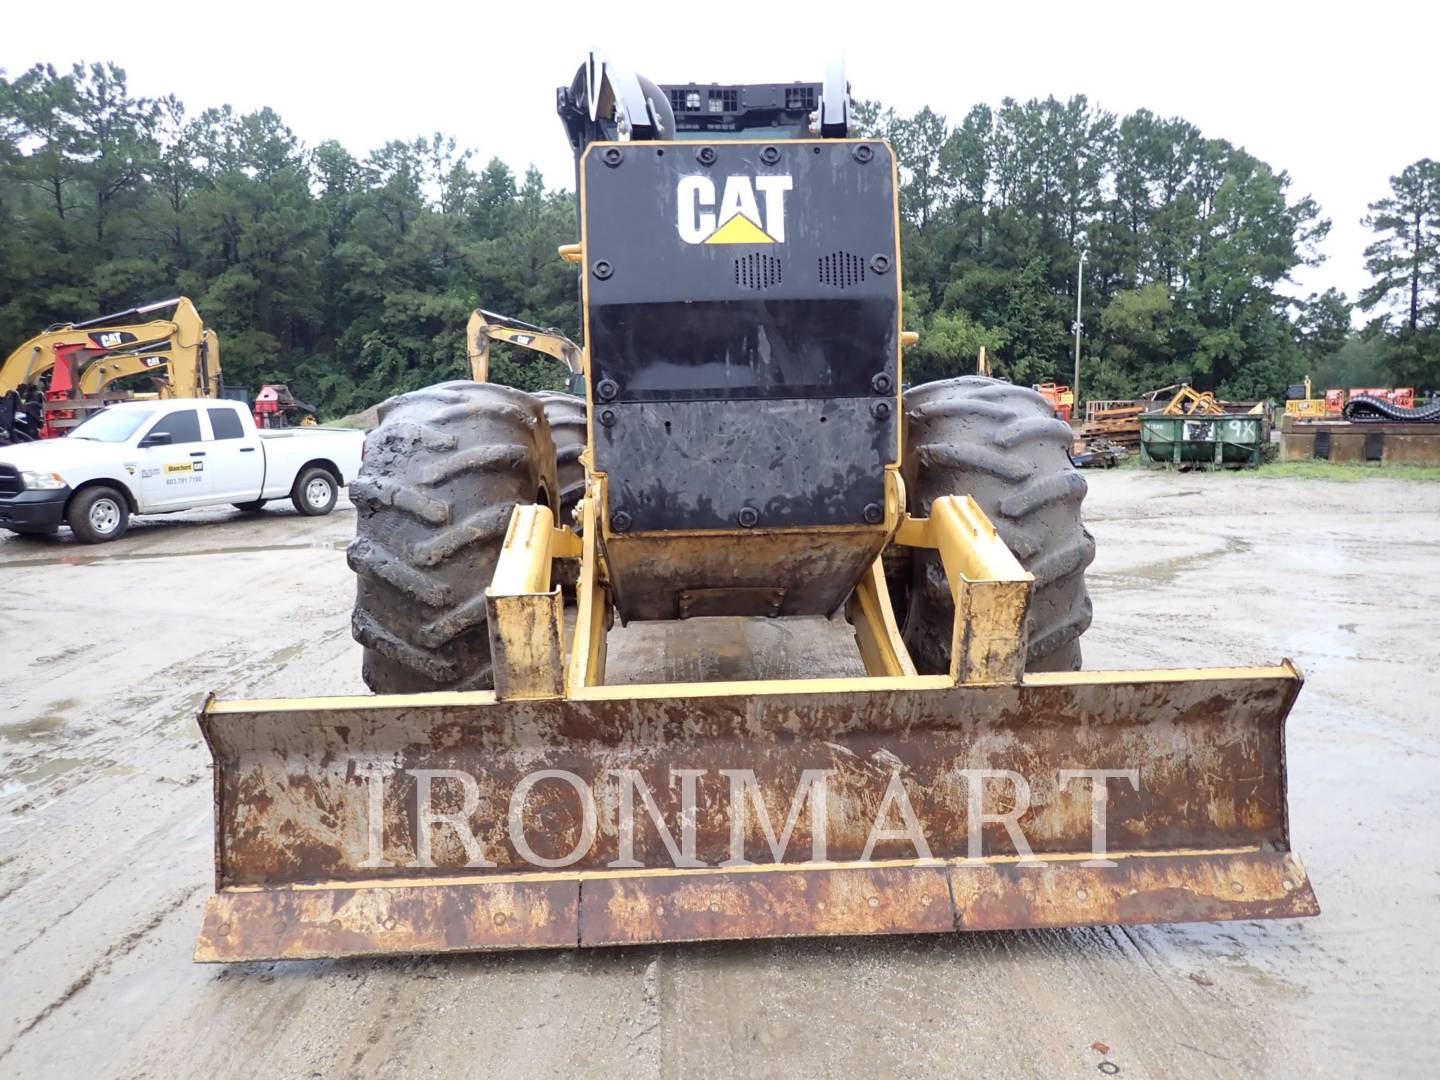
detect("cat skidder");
top-left (195, 56), bottom-right (1316, 961)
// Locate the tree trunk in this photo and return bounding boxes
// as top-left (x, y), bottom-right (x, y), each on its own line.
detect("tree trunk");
top-left (1409, 208), bottom-right (1421, 331)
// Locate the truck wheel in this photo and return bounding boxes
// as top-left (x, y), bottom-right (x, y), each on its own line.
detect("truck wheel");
top-left (348, 381), bottom-right (558, 693)
top-left (896, 376), bottom-right (1094, 673)
top-left (534, 390), bottom-right (586, 593)
top-left (233, 499), bottom-right (267, 513)
top-left (291, 467), bottom-right (337, 516)
top-left (67, 485), bottom-right (130, 544)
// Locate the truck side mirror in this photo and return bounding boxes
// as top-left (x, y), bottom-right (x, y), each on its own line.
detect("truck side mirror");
top-left (139, 431), bottom-right (173, 448)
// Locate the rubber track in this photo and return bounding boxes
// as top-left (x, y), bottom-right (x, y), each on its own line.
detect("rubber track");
top-left (1342, 395), bottom-right (1440, 423)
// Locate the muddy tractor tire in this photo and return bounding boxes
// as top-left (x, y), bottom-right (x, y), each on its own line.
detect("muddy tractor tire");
top-left (348, 381), bottom-right (557, 693)
top-left (897, 375), bottom-right (1094, 673)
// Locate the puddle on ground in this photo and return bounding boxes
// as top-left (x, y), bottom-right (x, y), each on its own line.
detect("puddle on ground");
top-left (4, 536), bottom-right (350, 569)
top-left (1, 716), bottom-right (67, 740)
top-left (1090, 533), bottom-right (1254, 589)
top-left (36, 644), bottom-right (91, 663)
top-left (261, 641), bottom-right (310, 666)
top-left (6, 755), bottom-right (88, 786)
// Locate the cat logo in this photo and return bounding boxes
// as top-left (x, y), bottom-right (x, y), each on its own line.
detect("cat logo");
top-left (90, 330), bottom-right (137, 349)
top-left (677, 175), bottom-right (793, 245)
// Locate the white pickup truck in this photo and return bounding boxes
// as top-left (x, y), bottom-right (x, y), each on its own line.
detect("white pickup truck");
top-left (0, 399), bottom-right (364, 543)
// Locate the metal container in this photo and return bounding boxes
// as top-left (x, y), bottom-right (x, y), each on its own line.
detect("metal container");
top-left (1140, 413), bottom-right (1263, 468)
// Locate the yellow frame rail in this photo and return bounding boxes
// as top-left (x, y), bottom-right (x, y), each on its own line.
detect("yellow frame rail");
top-left (483, 490), bottom-right (1034, 699)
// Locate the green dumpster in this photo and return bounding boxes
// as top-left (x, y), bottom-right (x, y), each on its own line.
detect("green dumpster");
top-left (1139, 414), bottom-right (1263, 468)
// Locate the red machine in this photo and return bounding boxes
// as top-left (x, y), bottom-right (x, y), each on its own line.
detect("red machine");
top-left (1323, 387), bottom-right (1415, 415)
top-left (40, 343), bottom-right (85, 438)
top-left (34, 342), bottom-right (143, 437)
top-left (253, 384), bottom-right (318, 429)
top-left (1350, 387), bottom-right (1414, 408)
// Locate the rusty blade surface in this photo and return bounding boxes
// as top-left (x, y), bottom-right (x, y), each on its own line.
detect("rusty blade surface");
top-left (198, 666), bottom-right (1317, 960)
top-left (198, 879), bottom-right (578, 961)
top-left (196, 852), bottom-right (1318, 961)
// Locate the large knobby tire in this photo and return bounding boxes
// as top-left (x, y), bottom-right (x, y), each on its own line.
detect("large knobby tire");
top-left (348, 381), bottom-right (557, 693)
top-left (898, 376), bottom-right (1094, 673)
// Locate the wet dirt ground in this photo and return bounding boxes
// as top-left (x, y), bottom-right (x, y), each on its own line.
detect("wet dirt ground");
top-left (1, 472), bottom-right (1437, 1078)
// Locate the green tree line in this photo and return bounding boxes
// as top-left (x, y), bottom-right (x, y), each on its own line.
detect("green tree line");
top-left (0, 62), bottom-right (578, 413)
top-left (2, 62), bottom-right (1436, 415)
top-left (857, 99), bottom-right (1436, 399)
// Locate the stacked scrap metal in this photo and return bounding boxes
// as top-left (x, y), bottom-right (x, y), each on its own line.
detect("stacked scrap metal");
top-left (1070, 436), bottom-right (1127, 468)
top-left (1081, 401), bottom-right (1145, 447)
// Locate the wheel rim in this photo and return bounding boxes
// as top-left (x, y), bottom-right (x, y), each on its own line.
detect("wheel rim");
top-left (305, 476), bottom-right (332, 508)
top-left (89, 497), bottom-right (121, 534)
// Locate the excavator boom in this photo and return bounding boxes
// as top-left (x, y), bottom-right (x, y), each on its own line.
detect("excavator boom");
top-left (1, 297), bottom-right (223, 440)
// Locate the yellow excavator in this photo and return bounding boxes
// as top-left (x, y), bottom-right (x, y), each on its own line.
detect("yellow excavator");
top-left (465, 309), bottom-right (587, 531)
top-left (194, 56), bottom-right (1317, 962)
top-left (0, 297), bottom-right (224, 440)
top-left (465, 308), bottom-right (583, 387)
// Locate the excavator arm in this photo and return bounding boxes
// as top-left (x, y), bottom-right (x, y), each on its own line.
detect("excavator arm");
top-left (77, 327), bottom-right (222, 399)
top-left (1, 297), bottom-right (223, 437)
top-left (465, 309), bottom-right (584, 384)
top-left (2, 297), bottom-right (220, 400)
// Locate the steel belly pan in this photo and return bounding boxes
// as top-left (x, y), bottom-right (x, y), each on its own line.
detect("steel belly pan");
top-left (594, 396), bottom-right (892, 532)
top-left (197, 665), bottom-right (1317, 960)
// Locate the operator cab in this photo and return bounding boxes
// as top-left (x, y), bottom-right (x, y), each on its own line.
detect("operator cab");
top-left (557, 52), bottom-right (849, 160)
top-left (660, 83), bottom-right (820, 140)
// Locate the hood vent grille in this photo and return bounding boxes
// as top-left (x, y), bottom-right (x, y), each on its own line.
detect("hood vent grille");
top-left (735, 254), bottom-right (783, 290)
top-left (818, 251), bottom-right (866, 289)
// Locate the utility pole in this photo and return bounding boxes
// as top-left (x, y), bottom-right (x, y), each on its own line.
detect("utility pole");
top-left (1071, 249), bottom-right (1086, 408)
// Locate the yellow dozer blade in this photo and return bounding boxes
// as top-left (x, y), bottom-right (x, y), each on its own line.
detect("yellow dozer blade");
top-left (195, 495), bottom-right (1316, 962)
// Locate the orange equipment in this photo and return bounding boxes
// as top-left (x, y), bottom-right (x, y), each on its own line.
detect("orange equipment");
top-left (1032, 382), bottom-right (1075, 421)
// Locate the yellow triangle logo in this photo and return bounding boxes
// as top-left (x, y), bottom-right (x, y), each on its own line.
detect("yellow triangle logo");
top-left (704, 213), bottom-right (775, 245)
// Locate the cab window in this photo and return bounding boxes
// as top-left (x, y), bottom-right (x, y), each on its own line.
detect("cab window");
top-left (207, 407), bottom-right (245, 440)
top-left (146, 409), bottom-right (201, 445)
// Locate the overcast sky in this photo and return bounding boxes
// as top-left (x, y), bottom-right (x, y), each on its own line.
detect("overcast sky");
top-left (7, 1), bottom-right (1436, 308)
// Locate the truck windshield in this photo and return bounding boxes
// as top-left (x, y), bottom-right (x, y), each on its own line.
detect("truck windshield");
top-left (69, 408), bottom-right (154, 443)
